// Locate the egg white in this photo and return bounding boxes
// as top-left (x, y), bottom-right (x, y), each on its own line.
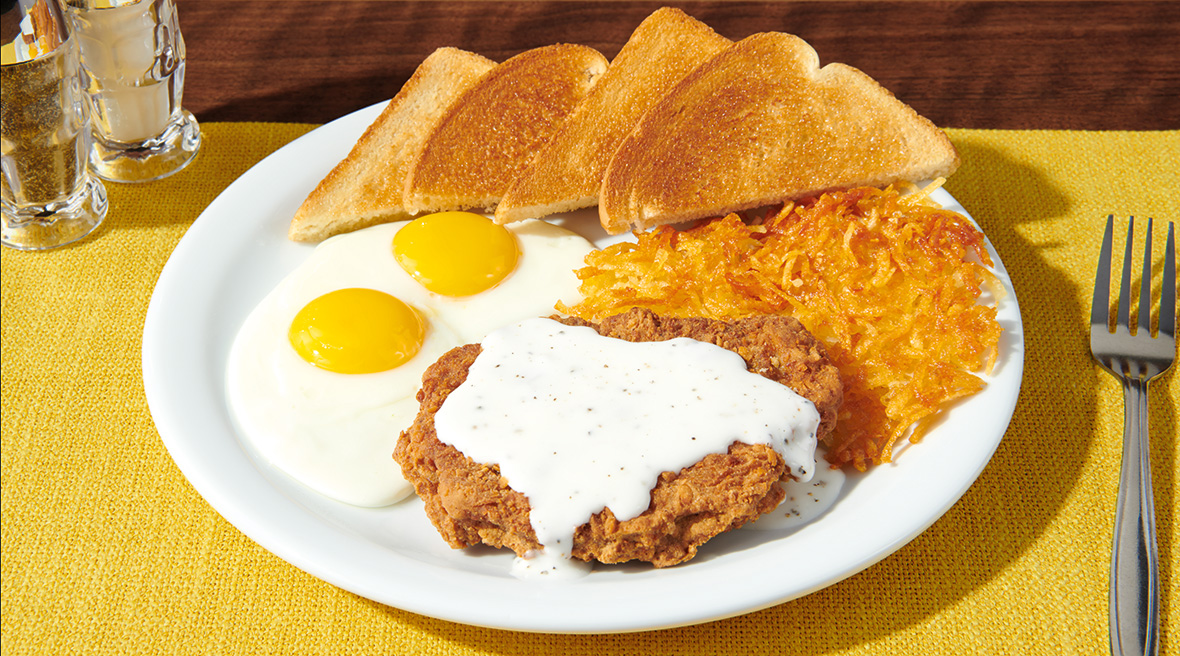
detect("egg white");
top-left (226, 219), bottom-right (595, 507)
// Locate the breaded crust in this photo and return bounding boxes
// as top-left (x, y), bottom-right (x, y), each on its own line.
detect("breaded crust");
top-left (394, 308), bottom-right (842, 568)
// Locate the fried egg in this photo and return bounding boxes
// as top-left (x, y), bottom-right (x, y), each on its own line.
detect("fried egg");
top-left (226, 214), bottom-right (595, 507)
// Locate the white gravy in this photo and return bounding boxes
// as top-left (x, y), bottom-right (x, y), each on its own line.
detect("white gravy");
top-left (746, 451), bottom-right (846, 530)
top-left (433, 318), bottom-right (821, 579)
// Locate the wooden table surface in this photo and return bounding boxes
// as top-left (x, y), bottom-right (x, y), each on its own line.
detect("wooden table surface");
top-left (178, 0), bottom-right (1180, 131)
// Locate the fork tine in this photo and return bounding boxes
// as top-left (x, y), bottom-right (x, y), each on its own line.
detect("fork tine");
top-left (1117, 217), bottom-right (1135, 332)
top-left (1092, 214), bottom-right (1115, 330)
top-left (1161, 222), bottom-right (1176, 340)
top-left (1138, 217), bottom-right (1154, 335)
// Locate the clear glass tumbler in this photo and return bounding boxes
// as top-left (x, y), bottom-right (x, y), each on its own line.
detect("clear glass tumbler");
top-left (2, 0), bottom-right (108, 250)
top-left (65, 0), bottom-right (200, 182)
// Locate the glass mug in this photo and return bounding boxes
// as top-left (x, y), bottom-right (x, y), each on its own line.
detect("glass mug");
top-left (1, 0), bottom-right (107, 250)
top-left (65, 0), bottom-right (200, 182)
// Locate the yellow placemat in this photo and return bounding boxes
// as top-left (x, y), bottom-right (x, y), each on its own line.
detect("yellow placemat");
top-left (2, 125), bottom-right (1177, 656)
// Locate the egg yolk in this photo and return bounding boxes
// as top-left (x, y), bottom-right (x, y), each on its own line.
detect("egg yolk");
top-left (392, 211), bottom-right (520, 297)
top-left (288, 288), bottom-right (424, 374)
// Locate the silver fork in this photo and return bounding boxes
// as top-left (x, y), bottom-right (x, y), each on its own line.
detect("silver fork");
top-left (1090, 215), bottom-right (1176, 656)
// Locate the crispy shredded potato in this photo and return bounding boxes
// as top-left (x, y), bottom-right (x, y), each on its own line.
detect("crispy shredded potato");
top-left (560, 183), bottom-right (1003, 470)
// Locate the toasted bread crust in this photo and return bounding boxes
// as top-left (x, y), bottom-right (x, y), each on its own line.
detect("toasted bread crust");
top-left (404, 44), bottom-right (609, 215)
top-left (598, 32), bottom-right (961, 234)
top-left (493, 8), bottom-right (730, 225)
top-left (288, 48), bottom-right (494, 242)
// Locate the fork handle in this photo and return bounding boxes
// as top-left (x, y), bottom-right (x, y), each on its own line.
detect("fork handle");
top-left (1110, 376), bottom-right (1159, 656)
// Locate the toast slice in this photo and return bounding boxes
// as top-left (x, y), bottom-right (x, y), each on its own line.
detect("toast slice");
top-left (493, 7), bottom-right (731, 225)
top-left (599, 32), bottom-right (961, 234)
top-left (403, 44), bottom-right (608, 215)
top-left (288, 47), bottom-right (495, 242)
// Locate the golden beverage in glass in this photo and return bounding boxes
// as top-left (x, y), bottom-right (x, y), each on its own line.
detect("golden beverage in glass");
top-left (66, 0), bottom-right (200, 182)
top-left (2, 0), bottom-right (107, 250)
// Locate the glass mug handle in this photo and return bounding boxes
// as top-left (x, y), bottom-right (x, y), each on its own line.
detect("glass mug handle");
top-left (66, 0), bottom-right (201, 183)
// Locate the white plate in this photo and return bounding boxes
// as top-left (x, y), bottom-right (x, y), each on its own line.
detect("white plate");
top-left (143, 102), bottom-right (1024, 634)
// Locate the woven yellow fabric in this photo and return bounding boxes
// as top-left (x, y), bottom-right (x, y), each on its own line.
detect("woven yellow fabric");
top-left (2, 125), bottom-right (1177, 656)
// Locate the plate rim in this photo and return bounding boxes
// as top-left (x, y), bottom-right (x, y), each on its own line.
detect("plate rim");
top-left (142, 102), bottom-right (1025, 634)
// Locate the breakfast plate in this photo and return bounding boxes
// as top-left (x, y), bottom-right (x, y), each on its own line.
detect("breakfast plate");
top-left (142, 102), bottom-right (1024, 634)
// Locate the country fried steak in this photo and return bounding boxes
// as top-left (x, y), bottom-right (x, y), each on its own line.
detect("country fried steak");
top-left (393, 308), bottom-right (842, 568)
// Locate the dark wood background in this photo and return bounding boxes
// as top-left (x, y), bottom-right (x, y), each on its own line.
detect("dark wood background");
top-left (179, 1), bottom-right (1179, 131)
